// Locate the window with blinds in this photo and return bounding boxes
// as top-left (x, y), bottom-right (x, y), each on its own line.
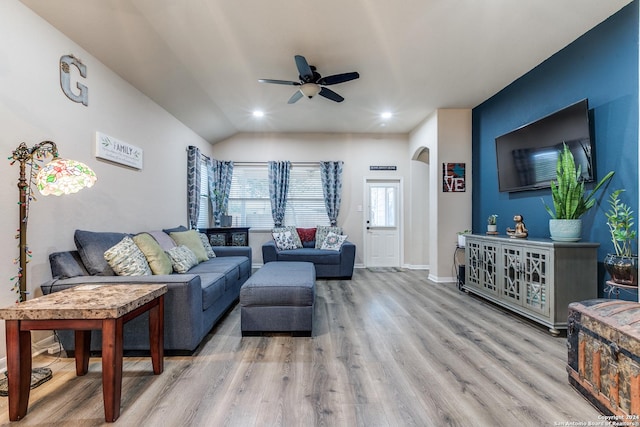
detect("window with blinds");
top-left (196, 160), bottom-right (210, 229)
top-left (228, 165), bottom-right (330, 229)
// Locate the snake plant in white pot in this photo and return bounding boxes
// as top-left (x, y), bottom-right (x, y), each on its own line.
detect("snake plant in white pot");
top-left (542, 143), bottom-right (614, 241)
top-left (604, 189), bottom-right (638, 286)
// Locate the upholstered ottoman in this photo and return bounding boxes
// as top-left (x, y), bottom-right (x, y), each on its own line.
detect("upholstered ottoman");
top-left (240, 261), bottom-right (316, 336)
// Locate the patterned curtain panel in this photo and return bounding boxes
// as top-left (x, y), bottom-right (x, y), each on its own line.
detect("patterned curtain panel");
top-left (186, 146), bottom-right (201, 229)
top-left (268, 161), bottom-right (291, 227)
top-left (208, 159), bottom-right (234, 219)
top-left (320, 161), bottom-right (344, 226)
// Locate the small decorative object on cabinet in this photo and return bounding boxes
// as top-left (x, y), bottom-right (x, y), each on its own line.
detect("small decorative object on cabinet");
top-left (199, 227), bottom-right (250, 247)
top-left (464, 234), bottom-right (598, 335)
top-left (542, 143), bottom-right (614, 241)
top-left (487, 214), bottom-right (498, 234)
top-left (457, 229), bottom-right (471, 248)
top-left (604, 189), bottom-right (638, 286)
top-left (506, 214), bottom-right (528, 238)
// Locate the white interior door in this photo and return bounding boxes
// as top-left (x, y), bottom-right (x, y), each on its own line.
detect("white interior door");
top-left (365, 180), bottom-right (401, 267)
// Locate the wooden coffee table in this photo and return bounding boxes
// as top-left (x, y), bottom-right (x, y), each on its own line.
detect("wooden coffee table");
top-left (0, 284), bottom-right (167, 422)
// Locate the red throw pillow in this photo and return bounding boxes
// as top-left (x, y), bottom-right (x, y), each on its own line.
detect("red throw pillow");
top-left (296, 227), bottom-right (317, 243)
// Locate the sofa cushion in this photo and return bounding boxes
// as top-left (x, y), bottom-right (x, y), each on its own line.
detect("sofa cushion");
top-left (49, 251), bottom-right (89, 279)
top-left (321, 232), bottom-right (348, 251)
top-left (170, 230), bottom-right (209, 262)
top-left (196, 256), bottom-right (251, 281)
top-left (133, 233), bottom-right (173, 275)
top-left (199, 273), bottom-right (226, 311)
top-left (188, 257), bottom-right (242, 291)
top-left (199, 233), bottom-right (216, 258)
top-left (74, 230), bottom-right (129, 276)
top-left (314, 226), bottom-right (343, 249)
top-left (273, 226), bottom-right (302, 248)
top-left (166, 245), bottom-right (199, 273)
top-left (272, 230), bottom-right (297, 250)
top-left (146, 230), bottom-right (177, 251)
top-left (274, 248), bottom-right (341, 265)
top-left (104, 236), bottom-right (152, 276)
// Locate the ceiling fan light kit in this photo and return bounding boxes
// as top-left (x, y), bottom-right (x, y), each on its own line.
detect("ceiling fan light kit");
top-left (260, 54), bottom-right (359, 104)
top-left (300, 83), bottom-right (321, 98)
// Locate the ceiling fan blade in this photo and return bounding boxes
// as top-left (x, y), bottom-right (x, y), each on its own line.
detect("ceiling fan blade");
top-left (317, 72), bottom-right (360, 86)
top-left (319, 87), bottom-right (344, 103)
top-left (288, 90), bottom-right (304, 104)
top-left (294, 55), bottom-right (314, 82)
top-left (259, 79), bottom-right (300, 86)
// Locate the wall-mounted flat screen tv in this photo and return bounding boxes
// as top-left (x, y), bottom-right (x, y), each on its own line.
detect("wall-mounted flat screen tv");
top-left (495, 99), bottom-right (595, 193)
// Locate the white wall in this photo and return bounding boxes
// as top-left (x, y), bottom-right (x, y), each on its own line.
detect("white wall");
top-left (210, 132), bottom-right (429, 269)
top-left (410, 109), bottom-right (472, 282)
top-left (0, 1), bottom-right (211, 358)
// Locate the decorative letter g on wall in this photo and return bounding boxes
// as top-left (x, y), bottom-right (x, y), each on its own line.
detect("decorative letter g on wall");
top-left (60, 54), bottom-right (88, 106)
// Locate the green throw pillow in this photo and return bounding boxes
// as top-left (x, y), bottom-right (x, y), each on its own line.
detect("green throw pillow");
top-left (170, 230), bottom-right (208, 263)
top-left (133, 233), bottom-right (173, 275)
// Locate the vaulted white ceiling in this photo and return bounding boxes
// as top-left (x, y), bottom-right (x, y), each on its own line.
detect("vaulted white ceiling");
top-left (21, 0), bottom-right (633, 143)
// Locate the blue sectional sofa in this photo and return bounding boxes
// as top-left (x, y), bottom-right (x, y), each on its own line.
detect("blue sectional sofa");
top-left (41, 228), bottom-right (251, 354)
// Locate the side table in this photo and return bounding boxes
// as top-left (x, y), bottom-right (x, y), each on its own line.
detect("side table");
top-left (0, 283), bottom-right (167, 423)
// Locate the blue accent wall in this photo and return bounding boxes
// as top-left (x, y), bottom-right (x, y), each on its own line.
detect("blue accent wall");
top-left (472, 1), bottom-right (638, 298)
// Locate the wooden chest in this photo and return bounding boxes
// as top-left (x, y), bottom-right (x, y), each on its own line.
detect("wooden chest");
top-left (567, 299), bottom-right (640, 416)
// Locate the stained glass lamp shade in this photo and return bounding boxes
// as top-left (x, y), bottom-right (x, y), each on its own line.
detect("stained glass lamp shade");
top-left (36, 158), bottom-right (97, 196)
top-left (10, 141), bottom-right (97, 302)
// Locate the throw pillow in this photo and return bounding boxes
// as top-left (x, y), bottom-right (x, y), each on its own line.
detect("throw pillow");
top-left (133, 233), bottom-right (173, 275)
top-left (146, 230), bottom-right (177, 251)
top-left (199, 233), bottom-right (216, 258)
top-left (272, 231), bottom-right (297, 250)
top-left (315, 225), bottom-right (343, 249)
top-left (321, 232), bottom-right (348, 251)
top-left (162, 225), bottom-right (188, 234)
top-left (169, 230), bottom-right (209, 263)
top-left (272, 226), bottom-right (302, 248)
top-left (166, 245), bottom-right (199, 273)
top-left (104, 236), bottom-right (152, 276)
top-left (49, 251), bottom-right (89, 279)
top-left (296, 227), bottom-right (317, 243)
top-left (74, 229), bottom-right (129, 276)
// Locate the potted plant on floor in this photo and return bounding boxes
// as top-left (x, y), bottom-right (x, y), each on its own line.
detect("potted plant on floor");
top-left (604, 189), bottom-right (638, 286)
top-left (542, 143), bottom-right (614, 241)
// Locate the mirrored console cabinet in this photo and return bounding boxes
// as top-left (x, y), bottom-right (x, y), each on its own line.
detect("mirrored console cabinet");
top-left (463, 234), bottom-right (599, 335)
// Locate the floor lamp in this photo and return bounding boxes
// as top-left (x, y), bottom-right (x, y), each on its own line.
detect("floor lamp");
top-left (6, 140), bottom-right (96, 390)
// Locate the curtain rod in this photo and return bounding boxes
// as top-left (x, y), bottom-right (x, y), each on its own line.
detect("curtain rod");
top-left (233, 161), bottom-right (321, 166)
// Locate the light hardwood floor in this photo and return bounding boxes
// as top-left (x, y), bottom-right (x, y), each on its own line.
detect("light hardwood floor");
top-left (0, 269), bottom-right (600, 426)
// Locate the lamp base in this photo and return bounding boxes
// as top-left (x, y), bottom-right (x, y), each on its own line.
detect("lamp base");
top-left (0, 367), bottom-right (52, 396)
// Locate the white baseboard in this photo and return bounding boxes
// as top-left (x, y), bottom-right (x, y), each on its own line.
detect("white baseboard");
top-left (0, 334), bottom-right (59, 373)
top-left (428, 273), bottom-right (457, 283)
top-left (403, 264), bottom-right (429, 270)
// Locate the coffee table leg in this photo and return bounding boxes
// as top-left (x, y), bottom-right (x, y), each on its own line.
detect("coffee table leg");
top-left (75, 330), bottom-right (91, 375)
top-left (149, 295), bottom-right (164, 375)
top-left (5, 320), bottom-right (31, 421)
top-left (101, 317), bottom-right (123, 422)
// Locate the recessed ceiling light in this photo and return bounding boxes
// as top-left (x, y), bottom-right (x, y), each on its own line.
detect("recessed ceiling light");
top-left (381, 111), bottom-right (392, 119)
top-left (252, 110), bottom-right (265, 118)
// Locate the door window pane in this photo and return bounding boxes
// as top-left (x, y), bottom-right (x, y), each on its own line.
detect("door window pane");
top-left (369, 185), bottom-right (396, 227)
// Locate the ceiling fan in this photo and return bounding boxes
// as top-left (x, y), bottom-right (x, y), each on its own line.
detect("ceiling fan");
top-left (259, 55), bottom-right (359, 104)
